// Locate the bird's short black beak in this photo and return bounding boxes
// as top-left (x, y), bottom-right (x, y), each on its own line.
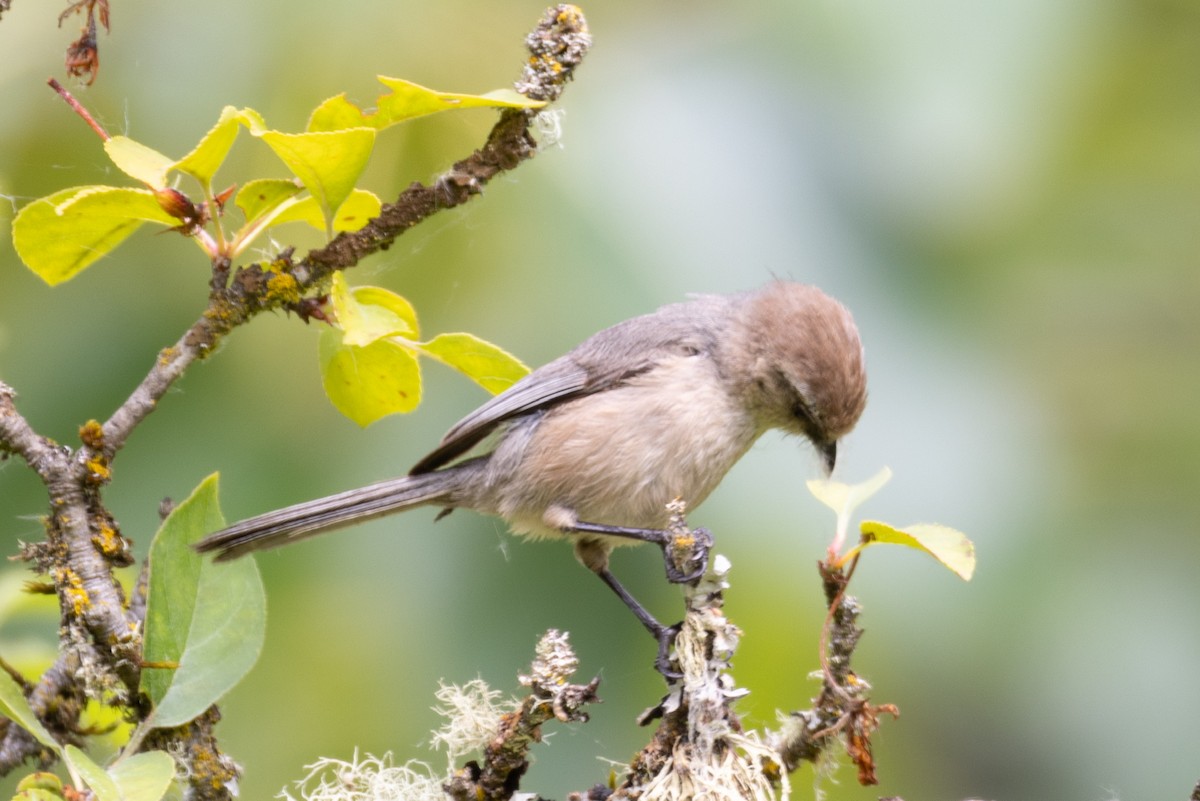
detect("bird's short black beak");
top-left (819, 440), bottom-right (837, 475)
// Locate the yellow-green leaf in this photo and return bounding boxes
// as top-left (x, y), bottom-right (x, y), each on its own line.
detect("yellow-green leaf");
top-left (319, 329), bottom-right (422, 426)
top-left (353, 285), bottom-right (418, 337)
top-left (12, 187), bottom-right (178, 286)
top-left (328, 273), bottom-right (416, 346)
top-left (234, 178), bottom-right (304, 226)
top-left (807, 467), bottom-right (893, 555)
top-left (306, 76), bottom-right (546, 133)
top-left (104, 136), bottom-right (174, 188)
top-left (254, 128), bottom-right (376, 228)
top-left (330, 189), bottom-right (382, 232)
top-left (172, 105), bottom-right (244, 186)
top-left (859, 520), bottom-right (977, 581)
top-left (416, 332), bottom-right (529, 394)
top-left (15, 772), bottom-right (64, 797)
top-left (269, 189), bottom-right (381, 233)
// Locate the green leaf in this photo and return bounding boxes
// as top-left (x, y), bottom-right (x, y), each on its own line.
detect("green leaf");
top-left (65, 746), bottom-right (119, 801)
top-left (0, 671), bottom-right (62, 755)
top-left (859, 521), bottom-right (977, 581)
top-left (103, 136), bottom-right (174, 188)
top-left (327, 274), bottom-right (417, 346)
top-left (807, 466), bottom-right (893, 554)
top-left (320, 328), bottom-right (422, 426)
top-left (254, 128), bottom-right (376, 229)
top-left (108, 751), bottom-right (176, 801)
top-left (12, 187), bottom-right (178, 286)
top-left (416, 332), bottom-right (529, 395)
top-left (172, 106), bottom-right (244, 186)
top-left (307, 76), bottom-right (547, 133)
top-left (269, 189), bottom-right (382, 233)
top-left (141, 474), bottom-right (266, 729)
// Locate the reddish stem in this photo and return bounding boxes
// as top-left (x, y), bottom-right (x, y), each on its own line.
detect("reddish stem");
top-left (47, 77), bottom-right (109, 140)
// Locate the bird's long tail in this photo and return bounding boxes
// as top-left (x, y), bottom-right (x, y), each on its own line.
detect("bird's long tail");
top-left (196, 469), bottom-right (465, 562)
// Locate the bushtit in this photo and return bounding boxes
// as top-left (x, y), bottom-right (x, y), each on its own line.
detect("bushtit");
top-left (198, 282), bottom-right (867, 672)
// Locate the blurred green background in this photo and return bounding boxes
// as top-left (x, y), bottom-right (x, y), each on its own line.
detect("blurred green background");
top-left (2, 0), bottom-right (1198, 799)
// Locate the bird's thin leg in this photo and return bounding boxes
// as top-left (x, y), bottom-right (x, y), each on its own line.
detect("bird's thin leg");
top-left (567, 520), bottom-right (711, 584)
top-left (592, 565), bottom-right (681, 678)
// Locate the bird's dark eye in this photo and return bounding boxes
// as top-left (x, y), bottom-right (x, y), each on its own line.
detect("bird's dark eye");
top-left (791, 400), bottom-right (817, 429)
top-left (792, 398), bottom-right (820, 441)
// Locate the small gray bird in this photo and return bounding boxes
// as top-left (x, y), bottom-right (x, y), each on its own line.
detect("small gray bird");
top-left (197, 282), bottom-right (867, 672)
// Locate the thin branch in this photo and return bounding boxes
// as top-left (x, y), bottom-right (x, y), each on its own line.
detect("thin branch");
top-left (0, 651), bottom-right (85, 773)
top-left (0, 383), bottom-right (61, 480)
top-left (47, 77), bottom-right (109, 139)
top-left (99, 5), bottom-right (591, 455)
top-left (444, 630), bottom-right (601, 801)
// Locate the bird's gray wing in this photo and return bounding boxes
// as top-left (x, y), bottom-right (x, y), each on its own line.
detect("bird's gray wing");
top-left (408, 294), bottom-right (733, 475)
top-left (407, 364), bottom-right (592, 474)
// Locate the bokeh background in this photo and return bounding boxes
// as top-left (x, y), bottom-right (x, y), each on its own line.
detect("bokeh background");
top-left (2, 1), bottom-right (1198, 799)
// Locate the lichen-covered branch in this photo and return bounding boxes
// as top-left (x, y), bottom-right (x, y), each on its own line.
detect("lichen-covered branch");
top-left (611, 547), bottom-right (782, 801)
top-left (435, 538), bottom-right (885, 801)
top-left (443, 630), bottom-right (601, 801)
top-left (0, 382), bottom-right (59, 478)
top-left (771, 562), bottom-right (897, 786)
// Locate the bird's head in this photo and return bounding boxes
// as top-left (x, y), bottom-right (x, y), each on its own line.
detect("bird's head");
top-left (729, 282), bottom-right (867, 474)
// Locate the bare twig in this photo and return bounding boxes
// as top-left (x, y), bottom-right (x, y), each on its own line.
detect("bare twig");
top-left (47, 78), bottom-right (109, 139)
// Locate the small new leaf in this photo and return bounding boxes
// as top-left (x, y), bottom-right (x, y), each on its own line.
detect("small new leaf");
top-left (859, 521), bottom-right (977, 581)
top-left (807, 467), bottom-right (893, 556)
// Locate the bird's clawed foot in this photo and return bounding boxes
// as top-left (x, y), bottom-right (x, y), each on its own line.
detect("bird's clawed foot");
top-left (566, 520), bottom-right (713, 586)
top-left (653, 621), bottom-right (683, 679)
top-left (661, 526), bottom-right (712, 584)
